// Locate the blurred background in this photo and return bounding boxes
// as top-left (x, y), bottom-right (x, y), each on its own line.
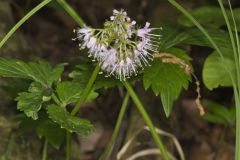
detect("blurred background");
top-left (0, 0), bottom-right (240, 159)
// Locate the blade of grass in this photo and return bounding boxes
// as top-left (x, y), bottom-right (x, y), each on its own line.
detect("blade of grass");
top-left (217, 0), bottom-right (240, 96)
top-left (0, 0), bottom-right (52, 48)
top-left (56, 0), bottom-right (85, 27)
top-left (227, 1), bottom-right (240, 74)
top-left (227, 0), bottom-right (240, 159)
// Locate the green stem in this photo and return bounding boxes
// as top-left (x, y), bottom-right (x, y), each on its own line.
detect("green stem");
top-left (52, 93), bottom-right (62, 107)
top-left (66, 132), bottom-right (72, 160)
top-left (100, 93), bottom-right (130, 160)
top-left (218, 1), bottom-right (240, 159)
top-left (123, 81), bottom-right (169, 160)
top-left (56, 1), bottom-right (98, 159)
top-left (236, 97), bottom-right (240, 159)
top-left (0, 0), bottom-right (52, 48)
top-left (42, 139), bottom-right (48, 160)
top-left (229, 1), bottom-right (240, 159)
top-left (65, 65), bottom-right (100, 160)
top-left (56, 0), bottom-right (85, 27)
top-left (71, 65), bottom-right (100, 115)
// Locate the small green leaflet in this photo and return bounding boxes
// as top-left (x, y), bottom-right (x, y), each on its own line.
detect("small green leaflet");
top-left (203, 51), bottom-right (235, 90)
top-left (56, 81), bottom-right (98, 107)
top-left (15, 82), bottom-right (51, 120)
top-left (18, 114), bottom-right (65, 149)
top-left (69, 58), bottom-right (121, 90)
top-left (47, 104), bottom-right (94, 136)
top-left (203, 100), bottom-right (236, 126)
top-left (0, 58), bottom-right (65, 87)
top-left (36, 118), bottom-right (65, 149)
top-left (143, 48), bottom-right (191, 117)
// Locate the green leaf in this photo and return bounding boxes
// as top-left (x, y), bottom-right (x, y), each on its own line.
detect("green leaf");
top-left (204, 100), bottom-right (235, 125)
top-left (69, 58), bottom-right (121, 90)
top-left (56, 81), bottom-right (98, 106)
top-left (178, 6), bottom-right (240, 31)
top-left (56, 81), bottom-right (83, 106)
top-left (203, 113), bottom-right (228, 125)
top-left (0, 58), bottom-right (64, 87)
top-left (18, 114), bottom-right (37, 133)
top-left (15, 82), bottom-right (51, 120)
top-left (160, 23), bottom-right (231, 50)
top-left (202, 51), bottom-right (235, 90)
top-left (47, 104), bottom-right (94, 136)
top-left (36, 118), bottom-right (65, 149)
top-left (143, 48), bottom-right (191, 117)
top-left (18, 114), bottom-right (65, 149)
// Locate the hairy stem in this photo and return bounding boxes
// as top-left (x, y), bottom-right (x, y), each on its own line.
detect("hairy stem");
top-left (0, 0), bottom-right (52, 48)
top-left (42, 139), bottom-right (48, 160)
top-left (100, 93), bottom-right (130, 160)
top-left (123, 81), bottom-right (169, 160)
top-left (56, 0), bottom-right (85, 27)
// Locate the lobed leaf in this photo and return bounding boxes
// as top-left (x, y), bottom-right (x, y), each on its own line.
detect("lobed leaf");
top-left (18, 114), bottom-right (65, 149)
top-left (143, 48), bottom-right (191, 117)
top-left (56, 81), bottom-right (98, 106)
top-left (47, 104), bottom-right (94, 136)
top-left (15, 82), bottom-right (51, 120)
top-left (36, 118), bottom-right (65, 149)
top-left (0, 58), bottom-right (64, 87)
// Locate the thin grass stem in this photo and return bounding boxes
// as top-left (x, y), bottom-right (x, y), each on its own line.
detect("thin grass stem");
top-left (0, 0), bottom-right (52, 48)
top-left (100, 93), bottom-right (130, 160)
top-left (56, 0), bottom-right (85, 27)
top-left (227, 1), bottom-right (240, 159)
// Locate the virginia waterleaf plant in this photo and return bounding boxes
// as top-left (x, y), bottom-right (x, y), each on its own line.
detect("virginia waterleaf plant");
top-left (0, 0), bottom-right (198, 160)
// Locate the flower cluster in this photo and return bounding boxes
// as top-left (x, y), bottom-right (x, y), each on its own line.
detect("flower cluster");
top-left (75, 9), bottom-right (161, 81)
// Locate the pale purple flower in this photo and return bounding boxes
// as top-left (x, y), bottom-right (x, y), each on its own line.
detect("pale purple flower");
top-left (74, 9), bottom-right (161, 81)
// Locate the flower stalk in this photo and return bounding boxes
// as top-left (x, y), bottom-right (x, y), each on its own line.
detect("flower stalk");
top-left (42, 139), bottom-right (48, 160)
top-left (100, 93), bottom-right (130, 160)
top-left (123, 81), bottom-right (169, 160)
